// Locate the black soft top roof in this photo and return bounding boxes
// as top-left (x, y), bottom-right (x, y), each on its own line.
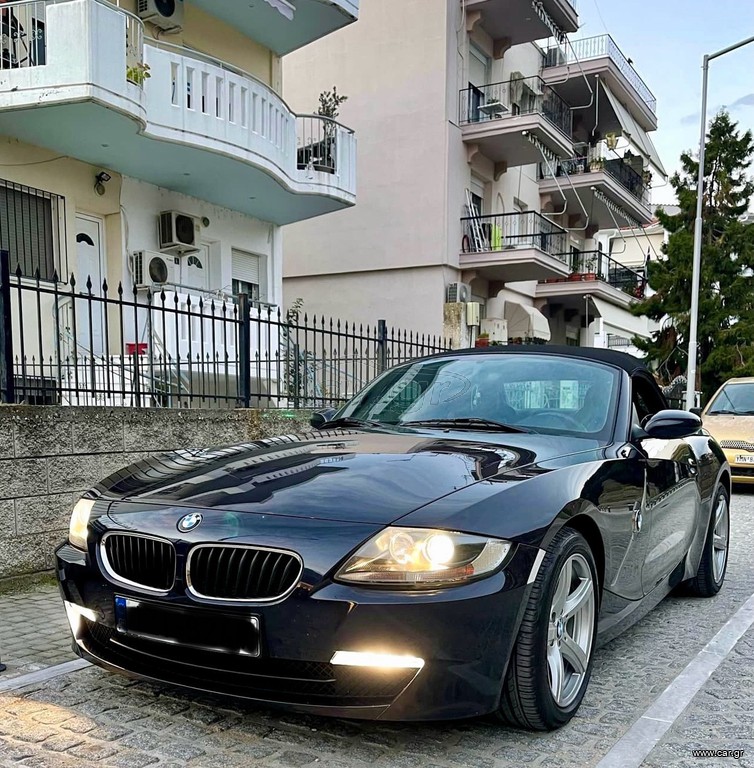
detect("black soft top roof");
top-left (429, 344), bottom-right (651, 376)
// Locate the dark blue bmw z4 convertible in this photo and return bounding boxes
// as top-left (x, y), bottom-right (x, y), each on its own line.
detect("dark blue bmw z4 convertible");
top-left (56, 346), bottom-right (730, 730)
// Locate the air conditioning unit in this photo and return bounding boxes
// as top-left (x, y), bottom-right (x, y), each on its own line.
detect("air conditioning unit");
top-left (137, 0), bottom-right (184, 31)
top-left (133, 250), bottom-right (179, 289)
top-left (545, 46), bottom-right (567, 68)
top-left (159, 211), bottom-right (200, 255)
top-left (446, 282), bottom-right (471, 303)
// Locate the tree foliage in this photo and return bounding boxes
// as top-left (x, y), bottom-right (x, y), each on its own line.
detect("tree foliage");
top-left (632, 110), bottom-right (754, 400)
top-left (317, 87), bottom-right (348, 120)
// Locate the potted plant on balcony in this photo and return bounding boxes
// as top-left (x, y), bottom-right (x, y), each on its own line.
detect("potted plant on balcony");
top-left (475, 332), bottom-right (490, 347)
top-left (642, 168), bottom-right (653, 187)
top-left (589, 157), bottom-right (604, 173)
top-left (584, 254), bottom-right (597, 280)
top-left (126, 61), bottom-right (151, 87)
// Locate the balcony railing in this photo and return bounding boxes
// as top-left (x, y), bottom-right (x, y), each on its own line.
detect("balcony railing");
top-left (540, 149), bottom-right (651, 206)
top-left (459, 76), bottom-right (573, 138)
top-left (1, 0), bottom-right (146, 85)
top-left (544, 35), bottom-right (656, 115)
top-left (461, 211), bottom-right (569, 259)
top-left (543, 250), bottom-right (647, 298)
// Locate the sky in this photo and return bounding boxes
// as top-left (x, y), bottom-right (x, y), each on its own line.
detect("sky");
top-left (572, 0), bottom-right (754, 206)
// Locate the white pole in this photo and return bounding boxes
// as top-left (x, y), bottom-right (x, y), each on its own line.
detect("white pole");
top-left (685, 36), bottom-right (754, 410)
top-left (685, 55), bottom-right (709, 410)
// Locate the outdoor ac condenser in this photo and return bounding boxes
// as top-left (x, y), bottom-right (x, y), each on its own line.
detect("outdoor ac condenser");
top-left (132, 250), bottom-right (179, 289)
top-left (137, 0), bottom-right (184, 31)
top-left (159, 211), bottom-right (200, 256)
top-left (446, 282), bottom-right (471, 303)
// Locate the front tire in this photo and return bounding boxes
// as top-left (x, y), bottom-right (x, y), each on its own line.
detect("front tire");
top-left (685, 484), bottom-right (729, 597)
top-left (498, 528), bottom-right (598, 731)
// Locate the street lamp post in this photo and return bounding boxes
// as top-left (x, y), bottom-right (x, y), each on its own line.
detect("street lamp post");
top-left (685, 35), bottom-right (754, 410)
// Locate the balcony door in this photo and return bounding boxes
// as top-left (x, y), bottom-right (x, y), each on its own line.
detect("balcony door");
top-left (468, 45), bottom-right (490, 122)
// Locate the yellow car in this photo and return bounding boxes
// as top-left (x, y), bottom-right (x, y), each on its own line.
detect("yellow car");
top-left (701, 376), bottom-right (754, 484)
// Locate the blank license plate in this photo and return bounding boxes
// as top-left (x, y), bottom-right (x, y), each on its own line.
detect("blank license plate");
top-left (735, 454), bottom-right (754, 464)
top-left (114, 596), bottom-right (260, 656)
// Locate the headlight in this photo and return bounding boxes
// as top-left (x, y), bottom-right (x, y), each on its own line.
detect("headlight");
top-left (335, 527), bottom-right (511, 587)
top-left (69, 498), bottom-right (96, 551)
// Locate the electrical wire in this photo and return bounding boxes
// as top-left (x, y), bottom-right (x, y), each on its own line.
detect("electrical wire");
top-left (0, 155), bottom-right (68, 167)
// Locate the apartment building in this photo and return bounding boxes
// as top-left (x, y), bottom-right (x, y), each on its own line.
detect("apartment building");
top-left (282, 0), bottom-right (664, 349)
top-left (0, 0), bottom-right (358, 404)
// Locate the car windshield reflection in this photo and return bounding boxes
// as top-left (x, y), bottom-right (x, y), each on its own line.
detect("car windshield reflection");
top-left (707, 383), bottom-right (754, 416)
top-left (337, 354), bottom-right (620, 441)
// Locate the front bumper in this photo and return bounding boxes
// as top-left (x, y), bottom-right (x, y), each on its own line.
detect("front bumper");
top-left (55, 541), bottom-right (537, 721)
top-left (721, 450), bottom-right (754, 483)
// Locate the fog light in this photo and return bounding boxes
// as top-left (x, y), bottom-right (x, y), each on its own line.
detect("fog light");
top-left (330, 650), bottom-right (425, 669)
top-left (64, 601), bottom-right (98, 637)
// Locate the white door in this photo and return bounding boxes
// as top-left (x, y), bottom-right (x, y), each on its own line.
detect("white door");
top-left (180, 244), bottom-right (209, 295)
top-left (75, 215), bottom-right (105, 356)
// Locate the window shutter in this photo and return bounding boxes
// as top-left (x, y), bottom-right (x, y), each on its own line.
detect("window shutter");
top-left (231, 249), bottom-right (261, 285)
top-left (0, 185), bottom-right (55, 280)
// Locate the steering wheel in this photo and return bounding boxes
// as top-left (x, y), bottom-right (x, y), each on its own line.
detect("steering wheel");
top-left (518, 411), bottom-right (584, 430)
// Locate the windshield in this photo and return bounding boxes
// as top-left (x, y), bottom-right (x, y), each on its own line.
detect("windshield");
top-left (706, 382), bottom-right (754, 415)
top-left (338, 354), bottom-right (620, 440)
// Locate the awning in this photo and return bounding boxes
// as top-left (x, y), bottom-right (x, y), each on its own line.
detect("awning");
top-left (504, 301), bottom-right (551, 342)
top-left (589, 296), bottom-right (649, 338)
top-left (601, 83), bottom-right (667, 179)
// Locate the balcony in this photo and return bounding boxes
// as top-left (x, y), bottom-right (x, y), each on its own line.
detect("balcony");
top-left (190, 0), bottom-right (359, 56)
top-left (537, 250), bottom-right (647, 307)
top-left (465, 0), bottom-right (578, 47)
top-left (459, 211), bottom-right (572, 282)
top-left (0, 0), bottom-right (356, 225)
top-left (460, 77), bottom-right (573, 170)
top-left (543, 35), bottom-right (657, 132)
top-left (538, 147), bottom-right (653, 229)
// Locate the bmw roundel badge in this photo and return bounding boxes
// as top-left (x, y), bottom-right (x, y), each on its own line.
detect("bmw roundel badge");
top-left (177, 512), bottom-right (203, 533)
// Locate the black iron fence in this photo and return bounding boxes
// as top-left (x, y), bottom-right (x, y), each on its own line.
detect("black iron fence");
top-left (0, 252), bottom-right (450, 409)
top-left (459, 75), bottom-right (573, 138)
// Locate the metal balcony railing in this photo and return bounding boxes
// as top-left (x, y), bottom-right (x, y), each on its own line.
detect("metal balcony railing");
top-left (459, 75), bottom-right (573, 138)
top-left (545, 250), bottom-right (647, 298)
top-left (539, 148), bottom-right (651, 206)
top-left (461, 211), bottom-right (569, 259)
top-left (544, 35), bottom-right (657, 115)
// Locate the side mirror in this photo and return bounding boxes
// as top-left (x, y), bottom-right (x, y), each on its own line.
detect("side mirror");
top-left (689, 407), bottom-right (703, 417)
top-left (642, 409), bottom-right (702, 440)
top-left (310, 408), bottom-right (337, 429)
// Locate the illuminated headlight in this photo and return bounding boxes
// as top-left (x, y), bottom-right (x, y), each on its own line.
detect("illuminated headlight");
top-left (331, 651), bottom-right (425, 669)
top-left (335, 527), bottom-right (511, 587)
top-left (69, 498), bottom-right (96, 551)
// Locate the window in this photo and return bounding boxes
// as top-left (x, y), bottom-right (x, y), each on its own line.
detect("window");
top-left (231, 248), bottom-right (264, 303)
top-left (0, 181), bottom-right (64, 281)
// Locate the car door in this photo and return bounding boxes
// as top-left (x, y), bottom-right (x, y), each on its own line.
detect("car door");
top-left (634, 374), bottom-right (702, 594)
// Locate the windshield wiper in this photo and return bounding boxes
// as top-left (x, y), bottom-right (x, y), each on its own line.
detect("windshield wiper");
top-left (398, 417), bottom-right (531, 434)
top-left (319, 417), bottom-right (393, 430)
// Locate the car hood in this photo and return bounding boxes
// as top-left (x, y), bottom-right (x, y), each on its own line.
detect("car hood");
top-left (102, 428), bottom-right (603, 525)
top-left (702, 414), bottom-right (754, 443)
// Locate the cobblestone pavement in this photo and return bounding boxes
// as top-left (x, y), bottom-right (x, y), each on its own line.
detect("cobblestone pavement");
top-left (0, 491), bottom-right (753, 767)
top-left (0, 581), bottom-right (74, 679)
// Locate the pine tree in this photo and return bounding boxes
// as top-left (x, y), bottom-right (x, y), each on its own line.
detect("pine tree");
top-left (632, 110), bottom-right (754, 400)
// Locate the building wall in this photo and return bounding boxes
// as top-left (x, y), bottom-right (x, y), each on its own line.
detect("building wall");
top-left (120, 177), bottom-right (281, 307)
top-left (0, 406), bottom-right (311, 579)
top-left (282, 0), bottom-right (451, 290)
top-left (117, 0), bottom-right (279, 89)
top-left (285, 264), bottom-right (454, 336)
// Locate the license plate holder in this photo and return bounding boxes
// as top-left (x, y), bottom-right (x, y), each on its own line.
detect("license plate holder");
top-left (114, 596), bottom-right (260, 656)
top-left (735, 454), bottom-right (754, 464)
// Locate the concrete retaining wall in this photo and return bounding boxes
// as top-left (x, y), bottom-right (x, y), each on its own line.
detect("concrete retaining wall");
top-left (0, 407), bottom-right (311, 579)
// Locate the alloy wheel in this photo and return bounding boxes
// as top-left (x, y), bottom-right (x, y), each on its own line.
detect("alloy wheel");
top-left (547, 553), bottom-right (596, 708)
top-left (712, 492), bottom-right (729, 584)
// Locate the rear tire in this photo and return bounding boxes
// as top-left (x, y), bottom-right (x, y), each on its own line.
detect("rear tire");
top-left (685, 484), bottom-right (729, 597)
top-left (497, 527), bottom-right (598, 731)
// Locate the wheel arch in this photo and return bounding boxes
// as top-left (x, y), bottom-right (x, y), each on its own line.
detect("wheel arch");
top-left (561, 514), bottom-right (605, 598)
